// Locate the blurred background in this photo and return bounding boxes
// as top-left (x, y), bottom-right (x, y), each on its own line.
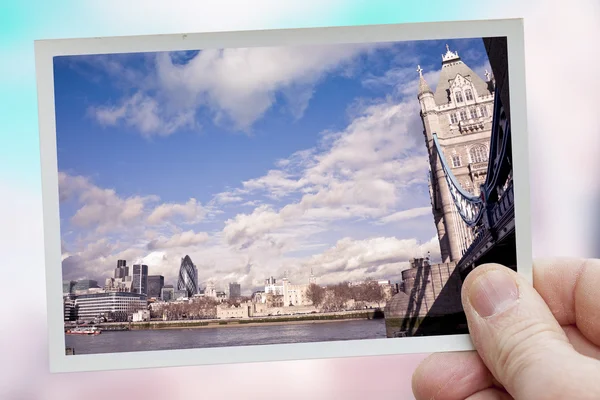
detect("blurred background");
top-left (0, 0), bottom-right (598, 399)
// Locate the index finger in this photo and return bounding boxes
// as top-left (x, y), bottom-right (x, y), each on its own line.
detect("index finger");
top-left (533, 258), bottom-right (600, 347)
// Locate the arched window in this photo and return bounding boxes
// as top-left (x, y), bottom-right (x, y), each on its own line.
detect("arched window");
top-left (449, 113), bottom-right (458, 124)
top-left (455, 91), bottom-right (464, 103)
top-left (452, 154), bottom-right (461, 168)
top-left (469, 107), bottom-right (478, 119)
top-left (460, 110), bottom-right (468, 121)
top-left (480, 106), bottom-right (489, 117)
top-left (470, 145), bottom-right (488, 163)
top-left (465, 89), bottom-right (474, 101)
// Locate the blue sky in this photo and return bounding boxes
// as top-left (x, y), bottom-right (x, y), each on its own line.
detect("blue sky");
top-left (56, 37), bottom-right (490, 293)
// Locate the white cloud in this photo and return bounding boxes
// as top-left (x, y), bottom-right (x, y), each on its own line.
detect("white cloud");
top-left (222, 205), bottom-right (285, 248)
top-left (153, 44), bottom-right (383, 132)
top-left (242, 169), bottom-right (307, 198)
top-left (86, 43), bottom-right (392, 137)
top-left (62, 238), bottom-right (133, 282)
top-left (225, 93), bottom-right (430, 249)
top-left (212, 191), bottom-right (245, 205)
top-left (147, 198), bottom-right (207, 225)
top-left (59, 172), bottom-right (156, 233)
top-left (379, 206), bottom-right (431, 224)
top-left (60, 43), bottom-right (449, 290)
top-left (90, 91), bottom-right (196, 137)
top-left (147, 230), bottom-right (210, 250)
top-left (362, 66), bottom-right (441, 98)
top-left (302, 236), bottom-right (441, 285)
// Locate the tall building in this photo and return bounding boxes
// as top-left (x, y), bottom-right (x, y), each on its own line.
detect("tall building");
top-left (62, 280), bottom-right (76, 295)
top-left (147, 275), bottom-right (165, 298)
top-left (104, 277), bottom-right (133, 292)
top-left (132, 264), bottom-right (149, 296)
top-left (161, 285), bottom-right (174, 302)
top-left (63, 296), bottom-right (77, 321)
top-left (72, 279), bottom-right (99, 292)
top-left (417, 44), bottom-right (495, 263)
top-left (114, 259), bottom-right (129, 279)
top-left (177, 255), bottom-right (198, 298)
top-left (229, 282), bottom-right (241, 299)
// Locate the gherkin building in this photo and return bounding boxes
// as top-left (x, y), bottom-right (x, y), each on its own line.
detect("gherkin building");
top-left (177, 255), bottom-right (198, 298)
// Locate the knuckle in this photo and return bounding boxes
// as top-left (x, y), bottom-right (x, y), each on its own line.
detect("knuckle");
top-left (493, 318), bottom-right (564, 384)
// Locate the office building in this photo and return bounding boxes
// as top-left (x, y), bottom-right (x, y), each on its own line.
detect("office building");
top-left (173, 289), bottom-right (188, 300)
top-left (63, 296), bottom-right (77, 321)
top-left (132, 264), bottom-right (149, 296)
top-left (62, 280), bottom-right (76, 295)
top-left (114, 259), bottom-right (129, 279)
top-left (74, 291), bottom-right (147, 321)
top-left (104, 277), bottom-right (133, 292)
top-left (229, 282), bottom-right (241, 299)
top-left (177, 255), bottom-right (198, 298)
top-left (147, 275), bottom-right (164, 298)
top-left (72, 279), bottom-right (99, 292)
top-left (161, 285), bottom-right (174, 302)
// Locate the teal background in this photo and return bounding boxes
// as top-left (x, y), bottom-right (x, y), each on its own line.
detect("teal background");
top-left (1, 0), bottom-right (599, 399)
top-left (0, 0), bottom-right (476, 187)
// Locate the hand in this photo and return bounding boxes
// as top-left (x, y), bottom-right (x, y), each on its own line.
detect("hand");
top-left (412, 258), bottom-right (600, 400)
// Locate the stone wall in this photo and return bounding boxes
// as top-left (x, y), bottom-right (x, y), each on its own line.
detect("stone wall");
top-left (216, 302), bottom-right (317, 319)
top-left (385, 259), bottom-right (462, 337)
top-left (252, 304), bottom-right (317, 317)
top-left (217, 304), bottom-right (251, 319)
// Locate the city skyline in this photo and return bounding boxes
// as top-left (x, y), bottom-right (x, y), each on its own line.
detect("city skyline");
top-left (56, 38), bottom-right (492, 294)
top-left (63, 254), bottom-right (391, 298)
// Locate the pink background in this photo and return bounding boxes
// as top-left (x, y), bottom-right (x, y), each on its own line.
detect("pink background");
top-left (0, 0), bottom-right (599, 398)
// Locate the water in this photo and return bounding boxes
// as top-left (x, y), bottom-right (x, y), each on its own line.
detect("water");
top-left (65, 319), bottom-right (387, 355)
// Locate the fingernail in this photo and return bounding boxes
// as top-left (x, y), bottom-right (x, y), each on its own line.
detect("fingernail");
top-left (469, 270), bottom-right (519, 317)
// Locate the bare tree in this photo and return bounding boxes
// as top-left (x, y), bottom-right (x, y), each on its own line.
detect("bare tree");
top-left (306, 283), bottom-right (326, 307)
top-left (362, 280), bottom-right (384, 307)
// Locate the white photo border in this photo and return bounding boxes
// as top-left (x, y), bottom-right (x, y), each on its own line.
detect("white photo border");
top-left (35, 18), bottom-right (532, 373)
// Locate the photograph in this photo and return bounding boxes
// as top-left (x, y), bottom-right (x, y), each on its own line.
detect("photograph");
top-left (55, 33), bottom-right (515, 354)
top-left (36, 20), bottom-right (530, 371)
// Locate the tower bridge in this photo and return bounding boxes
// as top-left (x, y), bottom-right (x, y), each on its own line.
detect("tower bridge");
top-left (385, 37), bottom-right (516, 337)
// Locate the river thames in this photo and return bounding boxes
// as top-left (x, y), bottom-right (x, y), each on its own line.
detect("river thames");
top-left (65, 319), bottom-right (386, 355)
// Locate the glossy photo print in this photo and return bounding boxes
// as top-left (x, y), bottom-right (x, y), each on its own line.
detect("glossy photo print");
top-left (36, 19), bottom-right (531, 372)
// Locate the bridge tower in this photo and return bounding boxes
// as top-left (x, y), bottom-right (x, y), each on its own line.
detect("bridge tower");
top-left (417, 44), bottom-right (495, 263)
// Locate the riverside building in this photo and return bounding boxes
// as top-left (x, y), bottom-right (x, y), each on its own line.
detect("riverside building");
top-left (74, 291), bottom-right (147, 321)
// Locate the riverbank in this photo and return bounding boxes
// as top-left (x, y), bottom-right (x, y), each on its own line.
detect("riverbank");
top-left (65, 318), bottom-right (387, 355)
top-left (84, 310), bottom-right (384, 331)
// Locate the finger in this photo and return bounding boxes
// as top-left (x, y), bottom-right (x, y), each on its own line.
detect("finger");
top-left (465, 388), bottom-right (513, 400)
top-left (462, 264), bottom-right (600, 400)
top-left (412, 351), bottom-right (495, 400)
top-left (534, 258), bottom-right (600, 347)
top-left (563, 325), bottom-right (600, 360)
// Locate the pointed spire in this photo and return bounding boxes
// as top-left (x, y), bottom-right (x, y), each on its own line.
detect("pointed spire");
top-left (417, 65), bottom-right (432, 95)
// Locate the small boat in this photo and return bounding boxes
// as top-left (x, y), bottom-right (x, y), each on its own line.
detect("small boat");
top-left (66, 326), bottom-right (101, 335)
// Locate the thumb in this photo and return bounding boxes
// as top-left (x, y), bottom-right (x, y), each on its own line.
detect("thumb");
top-left (462, 264), bottom-right (600, 400)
